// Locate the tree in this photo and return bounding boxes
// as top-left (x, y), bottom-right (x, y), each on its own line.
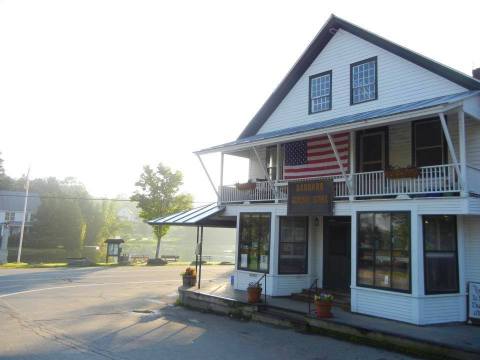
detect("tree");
top-left (131, 163), bottom-right (192, 258)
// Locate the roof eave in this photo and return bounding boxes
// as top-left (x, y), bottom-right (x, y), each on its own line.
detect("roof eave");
top-left (195, 103), bottom-right (452, 155)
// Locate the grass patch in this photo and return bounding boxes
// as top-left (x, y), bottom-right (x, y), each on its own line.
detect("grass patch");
top-left (0, 262), bottom-right (68, 269)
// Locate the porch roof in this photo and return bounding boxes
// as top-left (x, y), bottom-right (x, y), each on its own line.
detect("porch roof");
top-left (196, 90), bottom-right (479, 155)
top-left (147, 203), bottom-right (236, 228)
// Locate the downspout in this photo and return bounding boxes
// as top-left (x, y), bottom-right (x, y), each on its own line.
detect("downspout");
top-left (253, 146), bottom-right (278, 200)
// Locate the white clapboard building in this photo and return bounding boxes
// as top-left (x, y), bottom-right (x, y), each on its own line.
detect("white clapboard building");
top-left (192, 15), bottom-right (480, 325)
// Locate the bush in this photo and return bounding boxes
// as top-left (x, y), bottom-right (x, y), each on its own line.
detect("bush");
top-left (147, 258), bottom-right (168, 266)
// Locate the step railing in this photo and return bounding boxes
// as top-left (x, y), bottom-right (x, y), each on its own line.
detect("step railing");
top-left (307, 278), bottom-right (319, 316)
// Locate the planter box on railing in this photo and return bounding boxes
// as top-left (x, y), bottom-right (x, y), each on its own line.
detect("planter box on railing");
top-left (385, 167), bottom-right (420, 179)
top-left (235, 182), bottom-right (256, 191)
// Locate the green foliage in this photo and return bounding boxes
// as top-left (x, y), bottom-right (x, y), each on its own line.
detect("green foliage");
top-left (131, 163), bottom-right (193, 257)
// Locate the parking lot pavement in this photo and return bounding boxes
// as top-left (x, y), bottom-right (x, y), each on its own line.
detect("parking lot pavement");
top-left (0, 266), bottom-right (414, 359)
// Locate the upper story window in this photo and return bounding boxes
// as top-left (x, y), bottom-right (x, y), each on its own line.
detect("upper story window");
top-left (309, 71), bottom-right (332, 114)
top-left (412, 118), bottom-right (446, 167)
top-left (351, 57), bottom-right (377, 105)
top-left (5, 211), bottom-right (15, 222)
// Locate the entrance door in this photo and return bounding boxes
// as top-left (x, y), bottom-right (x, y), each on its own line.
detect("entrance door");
top-left (357, 128), bottom-right (387, 172)
top-left (323, 217), bottom-right (351, 291)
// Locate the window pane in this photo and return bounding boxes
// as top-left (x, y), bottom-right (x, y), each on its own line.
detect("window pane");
top-left (357, 212), bottom-right (411, 292)
top-left (416, 148), bottom-right (443, 167)
top-left (358, 213), bottom-right (374, 249)
top-left (357, 249), bottom-right (374, 286)
top-left (238, 213), bottom-right (270, 272)
top-left (424, 216), bottom-right (456, 251)
top-left (351, 59), bottom-right (376, 104)
top-left (415, 121), bottom-right (442, 148)
top-left (392, 250), bottom-right (410, 290)
top-left (375, 250), bottom-right (391, 288)
top-left (279, 217), bottom-right (308, 274)
top-left (374, 213), bottom-right (390, 250)
top-left (392, 213), bottom-right (409, 251)
top-left (423, 215), bottom-right (458, 294)
top-left (310, 73), bottom-right (331, 113)
top-left (362, 134), bottom-right (383, 162)
top-left (425, 253), bottom-right (458, 293)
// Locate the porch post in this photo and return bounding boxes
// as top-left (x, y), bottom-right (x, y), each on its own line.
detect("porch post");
top-left (349, 131), bottom-right (356, 201)
top-left (458, 108), bottom-right (468, 196)
top-left (350, 211), bottom-right (357, 312)
top-left (219, 152), bottom-right (224, 203)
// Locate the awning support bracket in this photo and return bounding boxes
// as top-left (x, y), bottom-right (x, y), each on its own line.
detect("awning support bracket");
top-left (196, 154), bottom-right (220, 198)
top-left (439, 112), bottom-right (462, 183)
top-left (327, 133), bottom-right (352, 194)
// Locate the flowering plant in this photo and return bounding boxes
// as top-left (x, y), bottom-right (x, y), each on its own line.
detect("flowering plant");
top-left (247, 281), bottom-right (262, 289)
top-left (314, 293), bottom-right (334, 303)
top-left (181, 267), bottom-right (196, 277)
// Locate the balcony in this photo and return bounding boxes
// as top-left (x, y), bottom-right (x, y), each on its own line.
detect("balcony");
top-left (219, 163), bottom-right (465, 204)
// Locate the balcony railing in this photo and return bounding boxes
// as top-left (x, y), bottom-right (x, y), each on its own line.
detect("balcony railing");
top-left (219, 164), bottom-right (462, 204)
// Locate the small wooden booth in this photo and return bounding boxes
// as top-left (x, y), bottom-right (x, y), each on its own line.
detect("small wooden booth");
top-left (104, 238), bottom-right (124, 263)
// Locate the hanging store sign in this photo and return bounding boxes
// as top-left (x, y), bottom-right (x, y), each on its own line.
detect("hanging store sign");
top-left (287, 179), bottom-right (333, 216)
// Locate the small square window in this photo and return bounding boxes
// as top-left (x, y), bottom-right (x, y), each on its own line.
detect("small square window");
top-left (309, 71), bottom-right (332, 114)
top-left (351, 57), bottom-right (377, 104)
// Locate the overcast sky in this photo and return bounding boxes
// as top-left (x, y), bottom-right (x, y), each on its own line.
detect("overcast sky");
top-left (0, 0), bottom-right (479, 204)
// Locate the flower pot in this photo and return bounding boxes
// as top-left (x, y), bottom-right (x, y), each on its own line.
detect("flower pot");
top-left (247, 287), bottom-right (262, 303)
top-left (315, 301), bottom-right (333, 318)
top-left (182, 275), bottom-right (197, 287)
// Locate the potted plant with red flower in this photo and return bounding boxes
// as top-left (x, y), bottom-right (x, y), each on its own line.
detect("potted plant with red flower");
top-left (247, 281), bottom-right (262, 303)
top-left (181, 267), bottom-right (197, 287)
top-left (314, 293), bottom-right (334, 318)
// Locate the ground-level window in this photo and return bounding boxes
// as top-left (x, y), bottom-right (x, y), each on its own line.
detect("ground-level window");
top-left (238, 213), bottom-right (271, 273)
top-left (423, 215), bottom-right (458, 294)
top-left (357, 212), bottom-right (410, 292)
top-left (279, 217), bottom-right (308, 274)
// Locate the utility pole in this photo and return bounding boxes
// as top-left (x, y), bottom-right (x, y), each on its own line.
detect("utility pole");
top-left (17, 167), bottom-right (30, 263)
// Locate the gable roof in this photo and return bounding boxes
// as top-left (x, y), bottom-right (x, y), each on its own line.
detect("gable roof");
top-left (238, 15), bottom-right (480, 139)
top-left (0, 191), bottom-right (41, 212)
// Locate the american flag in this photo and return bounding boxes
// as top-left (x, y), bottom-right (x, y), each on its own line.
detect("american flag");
top-left (283, 133), bottom-right (349, 179)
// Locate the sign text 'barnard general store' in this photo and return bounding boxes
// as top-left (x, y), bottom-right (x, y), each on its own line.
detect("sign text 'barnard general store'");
top-left (287, 179), bottom-right (333, 216)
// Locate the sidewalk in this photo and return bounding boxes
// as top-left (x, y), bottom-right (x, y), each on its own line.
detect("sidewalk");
top-left (179, 280), bottom-right (480, 360)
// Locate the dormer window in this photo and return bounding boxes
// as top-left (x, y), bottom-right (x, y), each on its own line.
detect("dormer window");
top-left (351, 57), bottom-right (377, 104)
top-left (309, 71), bottom-right (332, 114)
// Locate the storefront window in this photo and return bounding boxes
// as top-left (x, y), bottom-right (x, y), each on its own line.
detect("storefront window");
top-left (279, 217), bottom-right (308, 274)
top-left (423, 215), bottom-right (458, 294)
top-left (357, 212), bottom-right (410, 292)
top-left (238, 213), bottom-right (270, 273)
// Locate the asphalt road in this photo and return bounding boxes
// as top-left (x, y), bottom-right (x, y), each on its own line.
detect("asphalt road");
top-left (0, 266), bottom-right (415, 360)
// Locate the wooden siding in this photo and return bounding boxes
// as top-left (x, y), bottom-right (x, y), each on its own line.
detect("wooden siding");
top-left (464, 216), bottom-right (480, 284)
top-left (352, 287), bottom-right (415, 323)
top-left (419, 296), bottom-right (466, 324)
top-left (257, 29), bottom-right (466, 134)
